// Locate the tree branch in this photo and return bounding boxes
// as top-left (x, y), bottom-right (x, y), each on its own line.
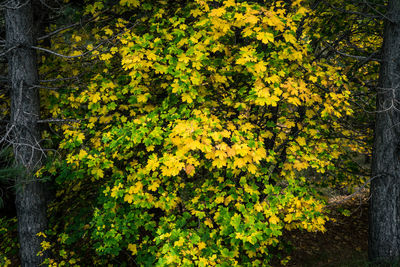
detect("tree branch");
top-left (0, 45), bottom-right (16, 57)
top-left (37, 118), bottom-right (80, 124)
top-left (326, 42), bottom-right (382, 62)
top-left (37, 22), bottom-right (81, 41)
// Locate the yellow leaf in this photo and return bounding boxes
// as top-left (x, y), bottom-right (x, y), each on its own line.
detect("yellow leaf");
top-left (127, 244), bottom-right (137, 255)
top-left (204, 218), bottom-right (214, 228)
top-left (212, 158), bottom-right (227, 168)
top-left (78, 149), bottom-right (88, 160)
top-left (269, 215), bottom-right (279, 224)
top-left (92, 93), bottom-right (101, 103)
top-left (198, 241), bottom-right (206, 250)
top-left (215, 196), bottom-right (225, 204)
top-left (124, 194), bottom-right (134, 203)
top-left (137, 94), bottom-right (148, 103)
top-left (294, 198), bottom-right (302, 208)
top-left (254, 61), bottom-right (267, 73)
top-left (284, 214), bottom-right (293, 223)
top-left (120, 0), bottom-right (140, 7)
top-left (224, 195), bottom-right (233, 206)
top-left (174, 237), bottom-right (185, 247)
top-left (148, 181), bottom-right (160, 191)
top-left (166, 254), bottom-right (178, 264)
top-left (277, 132), bottom-right (286, 140)
top-left (128, 181), bottom-right (143, 194)
top-left (210, 7), bottom-right (226, 17)
top-left (146, 155), bottom-right (159, 171)
top-left (293, 160), bottom-right (308, 171)
top-left (283, 33), bottom-right (296, 44)
top-left (254, 203), bottom-right (263, 212)
top-left (234, 157), bottom-right (246, 168)
top-left (296, 136), bottom-right (306, 146)
top-left (244, 15), bottom-right (258, 24)
top-left (75, 132), bottom-right (85, 142)
top-left (184, 164), bottom-right (195, 175)
top-left (256, 31), bottom-right (274, 44)
top-left (248, 164), bottom-right (257, 174)
top-left (247, 250), bottom-right (256, 258)
top-left (317, 216), bottom-right (325, 225)
top-left (226, 146), bottom-right (236, 157)
top-left (242, 27), bottom-right (254, 37)
top-left (182, 93), bottom-right (193, 103)
top-left (104, 28), bottom-right (113, 36)
top-left (100, 53), bottom-right (112, 61)
top-left (36, 232), bottom-right (47, 238)
top-left (92, 168), bottom-right (104, 179)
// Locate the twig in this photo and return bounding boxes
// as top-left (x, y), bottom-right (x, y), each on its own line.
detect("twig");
top-left (0, 124), bottom-right (15, 144)
top-left (31, 46), bottom-right (93, 59)
top-left (324, 175), bottom-right (379, 209)
top-left (37, 118), bottom-right (80, 124)
top-left (1, 0), bottom-right (30, 10)
top-left (0, 45), bottom-right (16, 57)
top-left (32, 19), bottom-right (140, 59)
top-left (39, 76), bottom-right (79, 83)
top-left (37, 22), bottom-right (81, 41)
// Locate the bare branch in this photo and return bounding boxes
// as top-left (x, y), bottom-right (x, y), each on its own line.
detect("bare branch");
top-left (37, 118), bottom-right (80, 124)
top-left (0, 124), bottom-right (14, 145)
top-left (362, 0), bottom-right (393, 22)
top-left (327, 2), bottom-right (380, 18)
top-left (38, 0), bottom-right (61, 11)
top-left (0, 45), bottom-right (16, 57)
top-left (325, 42), bottom-right (381, 62)
top-left (39, 76), bottom-right (79, 83)
top-left (33, 19), bottom-right (141, 59)
top-left (324, 175), bottom-right (378, 209)
top-left (37, 22), bottom-right (81, 41)
top-left (31, 46), bottom-right (93, 59)
top-left (37, 10), bottom-right (109, 41)
top-left (30, 85), bottom-right (64, 90)
top-left (0, 0), bottom-right (30, 10)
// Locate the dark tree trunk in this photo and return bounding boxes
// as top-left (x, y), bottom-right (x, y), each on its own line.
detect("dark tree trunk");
top-left (369, 0), bottom-right (400, 263)
top-left (5, 1), bottom-right (47, 266)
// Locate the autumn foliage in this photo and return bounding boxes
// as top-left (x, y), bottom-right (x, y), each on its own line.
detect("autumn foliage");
top-left (0, 0), bottom-right (371, 266)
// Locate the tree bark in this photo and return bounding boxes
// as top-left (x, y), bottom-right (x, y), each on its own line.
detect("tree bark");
top-left (5, 1), bottom-right (47, 266)
top-left (369, 0), bottom-right (400, 263)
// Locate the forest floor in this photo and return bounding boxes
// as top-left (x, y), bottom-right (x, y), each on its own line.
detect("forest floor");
top-left (279, 190), bottom-right (369, 267)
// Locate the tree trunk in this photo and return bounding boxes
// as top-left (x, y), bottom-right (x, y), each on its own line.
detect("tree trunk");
top-left (5, 1), bottom-right (47, 266)
top-left (369, 0), bottom-right (400, 263)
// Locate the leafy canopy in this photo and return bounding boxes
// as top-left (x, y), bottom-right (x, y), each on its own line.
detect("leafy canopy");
top-left (5, 0), bottom-right (368, 266)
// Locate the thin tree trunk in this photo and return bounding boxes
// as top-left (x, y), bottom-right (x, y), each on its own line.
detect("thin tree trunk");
top-left (369, 0), bottom-right (400, 263)
top-left (5, 1), bottom-right (47, 266)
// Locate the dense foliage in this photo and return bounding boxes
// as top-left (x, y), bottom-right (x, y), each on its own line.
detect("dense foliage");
top-left (0, 0), bottom-right (377, 266)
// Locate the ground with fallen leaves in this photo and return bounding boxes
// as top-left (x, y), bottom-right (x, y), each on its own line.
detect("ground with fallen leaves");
top-left (275, 191), bottom-right (369, 267)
